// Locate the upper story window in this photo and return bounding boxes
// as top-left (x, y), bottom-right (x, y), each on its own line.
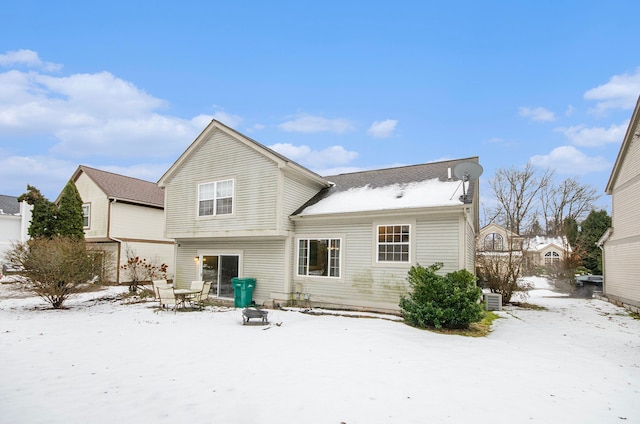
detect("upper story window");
top-left (544, 251), bottom-right (560, 265)
top-left (198, 179), bottom-right (234, 217)
top-left (82, 204), bottom-right (90, 228)
top-left (377, 224), bottom-right (410, 262)
top-left (484, 233), bottom-right (503, 251)
top-left (297, 238), bottom-right (341, 278)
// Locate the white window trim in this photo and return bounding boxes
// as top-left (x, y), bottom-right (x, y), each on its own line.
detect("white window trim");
top-left (82, 203), bottom-right (91, 229)
top-left (296, 236), bottom-right (343, 279)
top-left (196, 177), bottom-right (236, 218)
top-left (372, 220), bottom-right (415, 267)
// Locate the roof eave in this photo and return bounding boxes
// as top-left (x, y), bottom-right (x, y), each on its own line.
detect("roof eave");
top-left (109, 197), bottom-right (164, 209)
top-left (290, 203), bottom-right (469, 221)
top-left (605, 95), bottom-right (640, 194)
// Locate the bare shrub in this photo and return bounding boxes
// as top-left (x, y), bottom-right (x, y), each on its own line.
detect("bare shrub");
top-left (120, 245), bottom-right (168, 293)
top-left (476, 251), bottom-right (531, 304)
top-left (4, 237), bottom-right (103, 309)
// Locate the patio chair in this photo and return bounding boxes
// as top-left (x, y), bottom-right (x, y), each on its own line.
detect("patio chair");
top-left (191, 281), bottom-right (212, 309)
top-left (157, 287), bottom-right (179, 312)
top-left (189, 281), bottom-right (210, 309)
top-left (152, 279), bottom-right (170, 300)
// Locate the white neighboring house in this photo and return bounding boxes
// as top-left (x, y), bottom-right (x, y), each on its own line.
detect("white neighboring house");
top-left (158, 119), bottom-right (481, 313)
top-left (67, 166), bottom-right (175, 284)
top-left (598, 95), bottom-right (640, 312)
top-left (0, 195), bottom-right (32, 272)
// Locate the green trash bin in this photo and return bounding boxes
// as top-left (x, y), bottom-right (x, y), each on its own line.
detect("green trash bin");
top-left (232, 277), bottom-right (256, 308)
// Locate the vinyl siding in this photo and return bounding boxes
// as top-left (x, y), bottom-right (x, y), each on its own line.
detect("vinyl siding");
top-left (164, 129), bottom-right (280, 238)
top-left (174, 238), bottom-right (287, 304)
top-left (75, 173), bottom-right (110, 238)
top-left (610, 179), bottom-right (640, 238)
top-left (605, 120), bottom-right (640, 308)
top-left (603, 239), bottom-right (640, 308)
top-left (291, 212), bottom-right (464, 311)
top-left (281, 173), bottom-right (324, 232)
top-left (466, 220), bottom-right (476, 272)
top-left (615, 123), bottom-right (640, 185)
top-left (110, 202), bottom-right (170, 242)
top-left (118, 241), bottom-right (175, 284)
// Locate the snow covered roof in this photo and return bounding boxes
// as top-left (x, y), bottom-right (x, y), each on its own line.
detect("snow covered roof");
top-left (523, 235), bottom-right (571, 252)
top-left (293, 157), bottom-right (479, 216)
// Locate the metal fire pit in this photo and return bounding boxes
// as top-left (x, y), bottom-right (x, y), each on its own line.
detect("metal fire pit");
top-left (242, 307), bottom-right (269, 325)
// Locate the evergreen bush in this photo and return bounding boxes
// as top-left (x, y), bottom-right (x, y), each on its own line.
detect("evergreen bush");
top-left (400, 263), bottom-right (484, 329)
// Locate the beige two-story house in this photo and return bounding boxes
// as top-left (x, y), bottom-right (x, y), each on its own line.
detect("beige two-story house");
top-left (69, 166), bottom-right (175, 283)
top-left (158, 120), bottom-right (480, 313)
top-left (598, 95), bottom-right (640, 312)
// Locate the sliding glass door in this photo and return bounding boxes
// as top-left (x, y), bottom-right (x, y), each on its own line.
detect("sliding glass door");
top-left (201, 254), bottom-right (239, 298)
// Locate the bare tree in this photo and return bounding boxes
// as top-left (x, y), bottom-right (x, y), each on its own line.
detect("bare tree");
top-left (540, 177), bottom-right (600, 236)
top-left (476, 250), bottom-right (532, 304)
top-left (488, 163), bottom-right (553, 234)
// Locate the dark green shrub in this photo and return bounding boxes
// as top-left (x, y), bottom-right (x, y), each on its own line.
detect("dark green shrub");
top-left (400, 263), bottom-right (484, 329)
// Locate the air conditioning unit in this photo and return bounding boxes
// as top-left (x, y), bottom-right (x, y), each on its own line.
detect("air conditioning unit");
top-left (484, 293), bottom-right (502, 311)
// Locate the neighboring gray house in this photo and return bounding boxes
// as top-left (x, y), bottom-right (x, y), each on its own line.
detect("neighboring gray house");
top-left (598, 95), bottom-right (640, 312)
top-left (158, 120), bottom-right (480, 313)
top-left (0, 194), bottom-right (32, 270)
top-left (68, 166), bottom-right (175, 284)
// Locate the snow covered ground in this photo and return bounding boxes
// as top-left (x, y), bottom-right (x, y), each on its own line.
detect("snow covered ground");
top-left (0, 277), bottom-right (638, 424)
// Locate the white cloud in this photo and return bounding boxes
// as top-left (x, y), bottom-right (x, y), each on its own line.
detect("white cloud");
top-left (278, 114), bottom-right (355, 134)
top-left (212, 110), bottom-right (243, 128)
top-left (518, 106), bottom-right (555, 122)
top-left (584, 67), bottom-right (640, 113)
top-left (0, 66), bottom-right (211, 158)
top-left (0, 49), bottom-right (62, 71)
top-left (269, 143), bottom-right (358, 169)
top-left (0, 154), bottom-right (77, 198)
top-left (367, 119), bottom-right (398, 138)
top-left (558, 122), bottom-right (628, 147)
top-left (245, 123), bottom-right (265, 133)
top-left (530, 146), bottom-right (610, 174)
top-left (565, 105), bottom-right (575, 116)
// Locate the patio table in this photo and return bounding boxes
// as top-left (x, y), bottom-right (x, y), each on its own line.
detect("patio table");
top-left (173, 288), bottom-right (200, 309)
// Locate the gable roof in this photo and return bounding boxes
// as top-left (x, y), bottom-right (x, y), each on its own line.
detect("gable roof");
top-left (479, 222), bottom-right (521, 239)
top-left (606, 95), bottom-right (640, 194)
top-left (71, 166), bottom-right (165, 208)
top-left (158, 119), bottom-right (329, 188)
top-left (292, 157), bottom-right (480, 216)
top-left (523, 235), bottom-right (571, 252)
top-left (0, 194), bottom-right (20, 215)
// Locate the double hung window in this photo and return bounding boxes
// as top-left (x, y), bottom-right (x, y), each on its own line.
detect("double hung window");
top-left (298, 238), bottom-right (341, 278)
top-left (198, 179), bottom-right (234, 217)
top-left (377, 224), bottom-right (410, 262)
top-left (82, 204), bottom-right (90, 228)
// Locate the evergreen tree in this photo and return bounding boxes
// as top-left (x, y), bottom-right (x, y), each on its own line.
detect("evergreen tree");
top-left (17, 185), bottom-right (57, 238)
top-left (57, 180), bottom-right (85, 239)
top-left (563, 217), bottom-right (579, 248)
top-left (577, 210), bottom-right (611, 274)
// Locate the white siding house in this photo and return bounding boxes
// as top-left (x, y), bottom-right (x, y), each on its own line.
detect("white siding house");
top-left (598, 96), bottom-right (640, 312)
top-left (69, 166), bottom-right (175, 284)
top-left (0, 195), bottom-right (32, 272)
top-left (158, 120), bottom-right (481, 313)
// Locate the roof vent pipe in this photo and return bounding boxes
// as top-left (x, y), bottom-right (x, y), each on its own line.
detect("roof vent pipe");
top-left (447, 167), bottom-right (452, 180)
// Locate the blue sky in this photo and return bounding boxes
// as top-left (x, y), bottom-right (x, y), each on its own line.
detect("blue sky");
top-left (1, 1), bottom-right (639, 218)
